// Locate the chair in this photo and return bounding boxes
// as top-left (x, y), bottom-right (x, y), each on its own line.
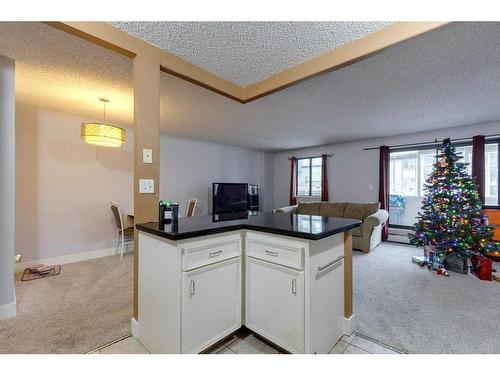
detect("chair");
top-left (110, 201), bottom-right (134, 260)
top-left (185, 198), bottom-right (198, 218)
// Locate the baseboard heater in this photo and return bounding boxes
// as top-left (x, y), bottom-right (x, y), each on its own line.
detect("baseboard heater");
top-left (387, 227), bottom-right (415, 244)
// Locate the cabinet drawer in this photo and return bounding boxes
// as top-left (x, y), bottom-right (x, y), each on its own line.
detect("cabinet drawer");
top-left (182, 234), bottom-right (242, 271)
top-left (246, 232), bottom-right (304, 270)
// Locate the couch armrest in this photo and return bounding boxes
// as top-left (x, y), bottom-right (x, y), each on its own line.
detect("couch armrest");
top-left (362, 209), bottom-right (389, 237)
top-left (274, 205), bottom-right (298, 214)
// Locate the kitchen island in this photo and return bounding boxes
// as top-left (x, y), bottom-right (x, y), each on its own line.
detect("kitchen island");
top-left (135, 211), bottom-right (361, 354)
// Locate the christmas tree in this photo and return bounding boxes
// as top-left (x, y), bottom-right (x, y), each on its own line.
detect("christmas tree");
top-left (409, 138), bottom-right (499, 260)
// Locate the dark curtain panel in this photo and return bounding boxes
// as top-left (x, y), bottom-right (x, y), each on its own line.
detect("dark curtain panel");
top-left (321, 154), bottom-right (329, 201)
top-left (289, 157), bottom-right (297, 205)
top-left (379, 146), bottom-right (390, 240)
top-left (472, 135), bottom-right (485, 204)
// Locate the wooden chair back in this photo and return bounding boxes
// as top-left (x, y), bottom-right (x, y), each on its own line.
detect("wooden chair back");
top-left (110, 201), bottom-right (123, 231)
top-left (186, 199), bottom-right (198, 218)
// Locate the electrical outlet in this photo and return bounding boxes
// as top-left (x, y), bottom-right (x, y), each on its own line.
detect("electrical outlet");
top-left (143, 148), bottom-right (153, 164)
top-left (139, 179), bottom-right (154, 194)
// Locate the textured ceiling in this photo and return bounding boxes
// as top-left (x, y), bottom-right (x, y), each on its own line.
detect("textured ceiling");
top-left (109, 21), bottom-right (392, 86)
top-left (0, 22), bottom-right (134, 126)
top-left (3, 22), bottom-right (500, 152)
top-left (159, 22), bottom-right (500, 151)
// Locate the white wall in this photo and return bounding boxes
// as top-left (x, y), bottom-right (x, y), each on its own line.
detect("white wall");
top-left (15, 104), bottom-right (134, 262)
top-left (274, 121), bottom-right (500, 209)
top-left (0, 55), bottom-right (16, 317)
top-left (160, 134), bottom-right (275, 216)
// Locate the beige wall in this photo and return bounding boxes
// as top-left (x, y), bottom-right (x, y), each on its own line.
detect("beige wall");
top-left (15, 104), bottom-right (133, 262)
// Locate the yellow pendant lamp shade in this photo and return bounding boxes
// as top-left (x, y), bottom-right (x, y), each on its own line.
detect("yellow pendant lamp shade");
top-left (81, 122), bottom-right (126, 147)
top-left (81, 98), bottom-right (126, 147)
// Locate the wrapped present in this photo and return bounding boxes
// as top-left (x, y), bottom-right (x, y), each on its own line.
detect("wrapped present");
top-left (471, 255), bottom-right (492, 281)
top-left (412, 256), bottom-right (427, 266)
top-left (443, 252), bottom-right (468, 274)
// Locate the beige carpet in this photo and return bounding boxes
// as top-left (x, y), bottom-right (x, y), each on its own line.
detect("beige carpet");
top-left (0, 254), bottom-right (133, 353)
top-left (353, 242), bottom-right (500, 353)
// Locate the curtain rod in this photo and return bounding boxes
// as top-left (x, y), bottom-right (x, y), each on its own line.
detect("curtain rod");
top-left (288, 153), bottom-right (333, 161)
top-left (362, 133), bottom-right (500, 151)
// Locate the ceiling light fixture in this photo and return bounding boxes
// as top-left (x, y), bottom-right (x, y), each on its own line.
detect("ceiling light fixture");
top-left (81, 98), bottom-right (126, 148)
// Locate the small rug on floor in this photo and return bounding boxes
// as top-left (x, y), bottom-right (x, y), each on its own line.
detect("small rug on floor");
top-left (353, 242), bottom-right (500, 354)
top-left (0, 255), bottom-right (133, 354)
top-left (21, 265), bottom-right (61, 281)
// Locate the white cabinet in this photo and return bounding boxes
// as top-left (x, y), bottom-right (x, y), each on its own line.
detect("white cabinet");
top-left (182, 257), bottom-right (241, 353)
top-left (245, 257), bottom-right (304, 353)
top-left (138, 229), bottom-right (348, 354)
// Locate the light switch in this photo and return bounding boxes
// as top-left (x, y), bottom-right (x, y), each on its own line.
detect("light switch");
top-left (139, 179), bottom-right (155, 194)
top-left (143, 149), bottom-right (153, 164)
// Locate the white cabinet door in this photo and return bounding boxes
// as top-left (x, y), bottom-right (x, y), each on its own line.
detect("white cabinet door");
top-left (182, 257), bottom-right (241, 353)
top-left (246, 257), bottom-right (304, 353)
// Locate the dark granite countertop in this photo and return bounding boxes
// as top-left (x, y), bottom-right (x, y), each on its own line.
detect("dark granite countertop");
top-left (136, 211), bottom-right (361, 241)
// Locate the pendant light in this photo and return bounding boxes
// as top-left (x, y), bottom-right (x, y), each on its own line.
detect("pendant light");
top-left (81, 98), bottom-right (126, 147)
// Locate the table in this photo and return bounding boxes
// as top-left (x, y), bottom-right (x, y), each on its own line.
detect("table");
top-left (126, 213), bottom-right (134, 228)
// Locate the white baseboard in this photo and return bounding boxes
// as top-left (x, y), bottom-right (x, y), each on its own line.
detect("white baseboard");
top-left (343, 314), bottom-right (356, 336)
top-left (131, 317), bottom-right (139, 338)
top-left (14, 245), bottom-right (132, 272)
top-left (0, 298), bottom-right (16, 320)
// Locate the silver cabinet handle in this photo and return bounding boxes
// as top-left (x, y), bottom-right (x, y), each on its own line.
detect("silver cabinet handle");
top-left (317, 255), bottom-right (345, 272)
top-left (190, 280), bottom-right (195, 296)
top-left (209, 250), bottom-right (223, 257)
top-left (291, 279), bottom-right (297, 295)
top-left (265, 249), bottom-right (278, 257)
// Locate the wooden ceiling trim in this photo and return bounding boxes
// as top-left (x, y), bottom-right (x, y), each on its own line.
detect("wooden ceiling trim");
top-left (45, 21), bottom-right (451, 104)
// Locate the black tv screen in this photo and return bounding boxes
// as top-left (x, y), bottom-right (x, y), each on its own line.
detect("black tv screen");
top-left (213, 183), bottom-right (248, 214)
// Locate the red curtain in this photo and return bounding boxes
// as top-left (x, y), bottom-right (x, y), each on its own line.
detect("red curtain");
top-left (472, 135), bottom-right (485, 204)
top-left (289, 157), bottom-right (297, 205)
top-left (321, 154), bottom-right (329, 202)
top-left (378, 146), bottom-right (390, 241)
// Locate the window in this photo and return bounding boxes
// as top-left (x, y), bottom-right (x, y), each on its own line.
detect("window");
top-left (296, 157), bottom-right (322, 197)
top-left (485, 142), bottom-right (498, 206)
top-left (390, 151), bottom-right (418, 196)
top-left (390, 146), bottom-right (472, 198)
top-left (389, 145), bottom-right (473, 227)
top-left (389, 141), bottom-right (499, 227)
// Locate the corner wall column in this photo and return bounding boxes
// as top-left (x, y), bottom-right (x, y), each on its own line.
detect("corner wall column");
top-left (343, 231), bottom-right (353, 318)
top-left (0, 55), bottom-right (16, 320)
top-left (133, 52), bottom-right (160, 320)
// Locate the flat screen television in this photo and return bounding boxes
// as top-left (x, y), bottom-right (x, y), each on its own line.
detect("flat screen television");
top-left (212, 183), bottom-right (248, 214)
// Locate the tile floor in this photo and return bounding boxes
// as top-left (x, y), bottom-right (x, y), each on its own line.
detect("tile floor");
top-left (88, 330), bottom-right (403, 354)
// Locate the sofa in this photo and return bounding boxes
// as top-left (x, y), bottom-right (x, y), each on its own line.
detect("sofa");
top-left (275, 201), bottom-right (389, 253)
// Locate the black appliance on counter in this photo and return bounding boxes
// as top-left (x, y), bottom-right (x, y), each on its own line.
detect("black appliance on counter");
top-left (248, 184), bottom-right (260, 212)
top-left (212, 183), bottom-right (260, 214)
top-left (212, 183), bottom-right (248, 214)
top-left (159, 200), bottom-right (179, 226)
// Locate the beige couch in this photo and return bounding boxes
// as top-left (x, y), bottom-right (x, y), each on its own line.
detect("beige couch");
top-left (275, 201), bottom-right (389, 253)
